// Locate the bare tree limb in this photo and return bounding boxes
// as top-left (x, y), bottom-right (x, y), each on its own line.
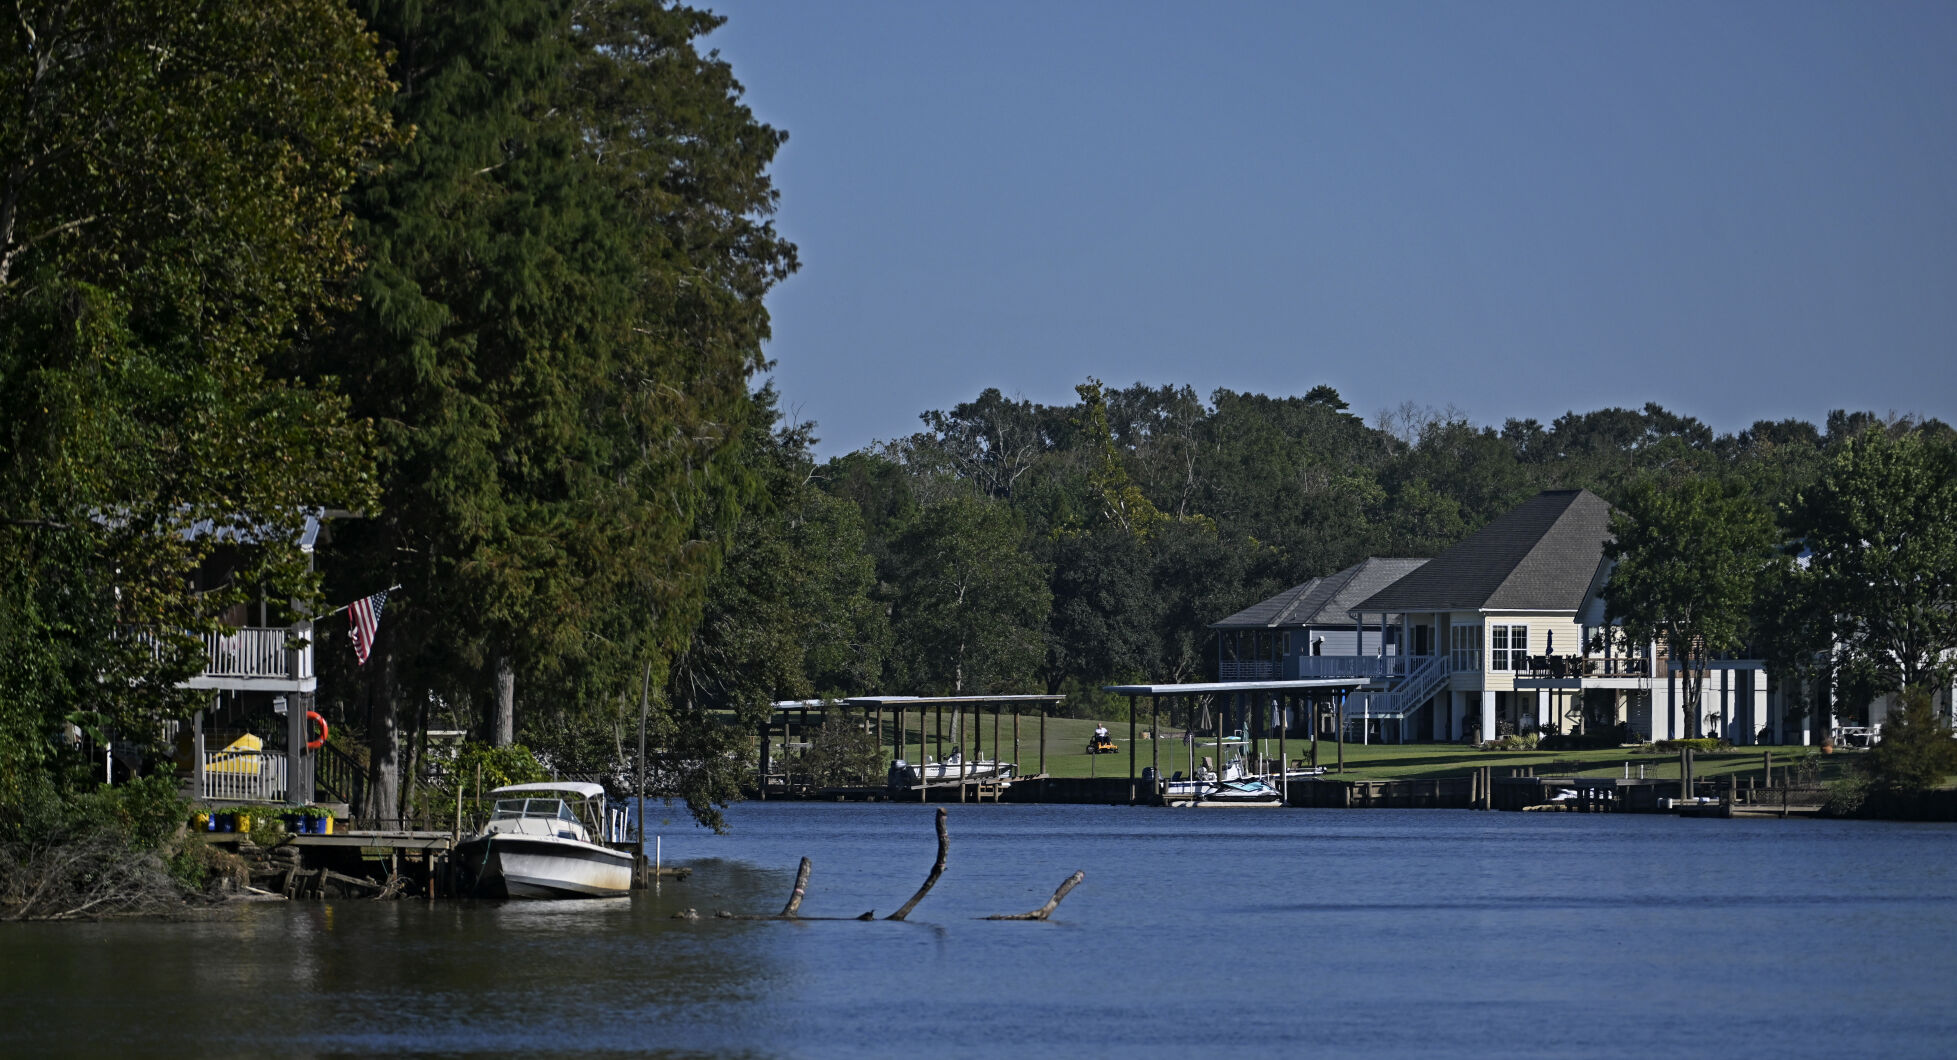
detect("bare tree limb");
top-left (985, 871), bottom-right (1084, 921)
top-left (886, 807), bottom-right (947, 922)
top-left (778, 856), bottom-right (811, 917)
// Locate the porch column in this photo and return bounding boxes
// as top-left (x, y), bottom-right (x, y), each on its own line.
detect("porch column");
top-left (1667, 659), bottom-right (1680, 740)
top-left (1479, 689), bottom-right (1495, 745)
top-left (192, 706), bottom-right (207, 801)
top-left (1537, 689), bottom-right (1549, 733)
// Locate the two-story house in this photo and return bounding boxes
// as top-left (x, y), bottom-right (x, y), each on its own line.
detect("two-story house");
top-left (1345, 489), bottom-right (1771, 744)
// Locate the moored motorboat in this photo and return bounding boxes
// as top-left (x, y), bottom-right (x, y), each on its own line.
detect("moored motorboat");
top-left (1188, 778), bottom-right (1284, 807)
top-left (887, 750), bottom-right (1016, 789)
top-left (453, 782), bottom-right (634, 899)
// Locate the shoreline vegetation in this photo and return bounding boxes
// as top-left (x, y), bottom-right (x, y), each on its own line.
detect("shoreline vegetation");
top-left (5, 4), bottom-right (1956, 922)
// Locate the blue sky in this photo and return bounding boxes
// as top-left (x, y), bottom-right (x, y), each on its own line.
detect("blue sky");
top-left (705, 1), bottom-right (1957, 456)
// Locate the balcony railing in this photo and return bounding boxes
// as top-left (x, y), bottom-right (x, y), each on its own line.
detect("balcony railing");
top-left (1513, 655), bottom-right (1652, 680)
top-left (123, 625), bottom-right (313, 683)
top-left (199, 627), bottom-right (312, 680)
top-left (1218, 660), bottom-right (1278, 681)
top-left (1293, 655), bottom-right (1408, 680)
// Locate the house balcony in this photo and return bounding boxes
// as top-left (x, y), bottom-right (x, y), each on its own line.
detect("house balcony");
top-left (1220, 655), bottom-right (1416, 683)
top-left (126, 625), bottom-right (316, 693)
top-left (1512, 654), bottom-right (1654, 690)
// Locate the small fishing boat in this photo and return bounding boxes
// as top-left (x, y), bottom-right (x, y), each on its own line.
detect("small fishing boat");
top-left (887, 750), bottom-right (1017, 789)
top-left (453, 782), bottom-right (634, 899)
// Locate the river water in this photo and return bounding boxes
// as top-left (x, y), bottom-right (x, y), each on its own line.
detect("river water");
top-left (4, 803), bottom-right (1955, 1058)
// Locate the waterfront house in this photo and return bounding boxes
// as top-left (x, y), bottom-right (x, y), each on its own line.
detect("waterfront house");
top-left (1210, 557), bottom-right (1430, 681)
top-left (1345, 489), bottom-right (1772, 744)
top-left (160, 513), bottom-right (357, 808)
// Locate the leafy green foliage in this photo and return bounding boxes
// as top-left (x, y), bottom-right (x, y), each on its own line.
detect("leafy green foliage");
top-left (797, 714), bottom-right (882, 788)
top-left (1864, 687), bottom-right (1957, 798)
top-left (1, 0), bottom-right (394, 809)
top-left (1604, 476), bottom-right (1776, 737)
top-left (1794, 426), bottom-right (1957, 696)
top-left (886, 494), bottom-right (1051, 695)
top-left (309, 1), bottom-right (796, 822)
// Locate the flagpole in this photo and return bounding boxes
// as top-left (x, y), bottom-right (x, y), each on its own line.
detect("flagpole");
top-left (319, 584), bottom-right (403, 620)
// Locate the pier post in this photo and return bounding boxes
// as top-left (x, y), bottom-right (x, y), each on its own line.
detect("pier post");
top-left (1128, 694), bottom-right (1138, 805)
top-left (1013, 711), bottom-right (1020, 779)
top-left (1151, 695), bottom-right (1160, 799)
top-left (1763, 750), bottom-right (1772, 787)
top-left (1336, 692), bottom-right (1346, 774)
top-left (1278, 693), bottom-right (1288, 805)
top-left (1310, 693), bottom-right (1319, 769)
top-left (1039, 709), bottom-right (1047, 778)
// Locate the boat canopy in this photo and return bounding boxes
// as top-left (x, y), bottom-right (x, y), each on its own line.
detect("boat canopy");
top-left (489, 781), bottom-right (607, 800)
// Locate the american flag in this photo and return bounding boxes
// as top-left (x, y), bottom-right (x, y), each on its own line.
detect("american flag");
top-left (349, 589), bottom-right (389, 666)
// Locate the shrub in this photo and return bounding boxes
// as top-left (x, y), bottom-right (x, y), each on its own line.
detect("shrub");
top-left (1653, 738), bottom-right (1729, 753)
top-left (1539, 733), bottom-right (1624, 751)
top-left (0, 776), bottom-right (191, 920)
top-left (800, 715), bottom-right (881, 787)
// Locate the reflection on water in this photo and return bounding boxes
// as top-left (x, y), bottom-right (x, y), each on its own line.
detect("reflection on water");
top-left (4, 804), bottom-right (1957, 1057)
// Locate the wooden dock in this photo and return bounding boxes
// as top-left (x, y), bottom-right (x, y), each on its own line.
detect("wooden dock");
top-left (198, 828), bottom-right (687, 898)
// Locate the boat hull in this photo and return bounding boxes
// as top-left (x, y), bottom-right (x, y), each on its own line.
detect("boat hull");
top-left (455, 835), bottom-right (634, 899)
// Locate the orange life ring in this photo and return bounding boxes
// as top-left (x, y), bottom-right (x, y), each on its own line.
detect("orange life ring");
top-left (305, 711), bottom-right (329, 750)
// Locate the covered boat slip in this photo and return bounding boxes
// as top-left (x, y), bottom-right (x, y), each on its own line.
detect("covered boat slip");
top-left (1103, 679), bottom-right (1372, 806)
top-left (760, 695), bottom-right (1067, 802)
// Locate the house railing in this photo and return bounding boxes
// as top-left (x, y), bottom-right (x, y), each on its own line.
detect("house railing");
top-left (200, 627), bottom-right (312, 680)
top-left (201, 747), bottom-right (288, 803)
top-left (1513, 655), bottom-right (1651, 680)
top-left (1219, 660), bottom-right (1278, 680)
top-left (122, 625), bottom-right (314, 682)
top-left (1293, 655), bottom-right (1409, 680)
top-left (1353, 656), bottom-right (1451, 722)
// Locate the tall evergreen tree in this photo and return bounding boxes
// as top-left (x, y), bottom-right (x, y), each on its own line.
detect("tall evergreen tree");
top-left (314, 1), bottom-right (794, 818)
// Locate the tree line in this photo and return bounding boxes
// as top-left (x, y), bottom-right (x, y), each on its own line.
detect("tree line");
top-left (3, 2), bottom-right (1953, 855)
top-left (710, 382), bottom-right (1957, 753)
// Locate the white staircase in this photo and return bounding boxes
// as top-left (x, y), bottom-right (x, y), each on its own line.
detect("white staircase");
top-left (1347, 656), bottom-right (1450, 737)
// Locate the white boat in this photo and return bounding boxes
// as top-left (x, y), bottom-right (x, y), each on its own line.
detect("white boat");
top-left (1156, 750), bottom-right (1317, 806)
top-left (453, 782), bottom-right (634, 899)
top-left (1189, 778), bottom-right (1285, 807)
top-left (887, 750), bottom-right (1016, 788)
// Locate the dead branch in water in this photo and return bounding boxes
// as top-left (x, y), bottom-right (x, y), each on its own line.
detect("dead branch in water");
top-left (985, 871), bottom-right (1084, 921)
top-left (699, 857), bottom-right (875, 921)
top-left (780, 857), bottom-right (812, 917)
top-left (886, 807), bottom-right (948, 922)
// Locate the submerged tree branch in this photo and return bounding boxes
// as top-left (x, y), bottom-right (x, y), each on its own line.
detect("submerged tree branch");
top-left (886, 807), bottom-right (948, 922)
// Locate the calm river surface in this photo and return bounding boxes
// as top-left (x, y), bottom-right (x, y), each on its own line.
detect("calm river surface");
top-left (4, 803), bottom-right (1956, 1058)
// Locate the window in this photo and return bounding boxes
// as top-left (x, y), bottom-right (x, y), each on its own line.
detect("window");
top-left (1280, 632), bottom-right (1293, 656)
top-left (1450, 624), bottom-right (1482, 671)
top-left (1489, 625), bottom-right (1528, 670)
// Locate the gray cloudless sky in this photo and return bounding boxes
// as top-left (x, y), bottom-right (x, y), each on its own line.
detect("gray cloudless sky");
top-left (705, 1), bottom-right (1957, 456)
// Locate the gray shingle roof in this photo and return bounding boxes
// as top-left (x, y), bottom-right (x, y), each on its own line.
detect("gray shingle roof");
top-left (1212, 557), bottom-right (1430, 629)
top-left (1349, 490), bottom-right (1614, 614)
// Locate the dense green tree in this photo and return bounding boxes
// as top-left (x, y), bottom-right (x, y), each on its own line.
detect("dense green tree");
top-left (1043, 526), bottom-right (1155, 694)
top-left (1, 0), bottom-right (393, 810)
top-left (312, 1), bottom-right (794, 817)
top-left (1863, 686), bottom-right (1957, 801)
top-left (1604, 476), bottom-right (1777, 738)
top-left (885, 494), bottom-right (1050, 695)
top-left (1794, 426), bottom-right (1957, 698)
